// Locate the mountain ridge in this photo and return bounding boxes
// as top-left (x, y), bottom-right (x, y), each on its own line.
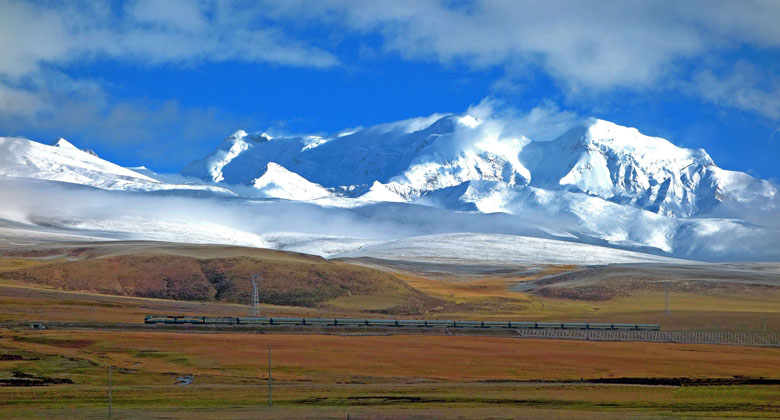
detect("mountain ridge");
top-left (183, 115), bottom-right (775, 219)
top-left (1, 112), bottom-right (778, 262)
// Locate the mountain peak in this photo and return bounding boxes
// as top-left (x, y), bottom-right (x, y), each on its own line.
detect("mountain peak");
top-left (559, 118), bottom-right (714, 166)
top-left (52, 138), bottom-right (78, 149)
top-left (251, 162), bottom-right (331, 200)
top-left (228, 130), bottom-right (248, 140)
top-left (457, 115), bottom-right (482, 128)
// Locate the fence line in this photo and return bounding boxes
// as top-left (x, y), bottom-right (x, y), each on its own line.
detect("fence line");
top-left (514, 329), bottom-right (780, 347)
top-left (3, 322), bottom-right (779, 347)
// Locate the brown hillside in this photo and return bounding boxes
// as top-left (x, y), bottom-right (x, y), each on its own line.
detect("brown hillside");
top-left (1, 242), bottom-right (437, 308)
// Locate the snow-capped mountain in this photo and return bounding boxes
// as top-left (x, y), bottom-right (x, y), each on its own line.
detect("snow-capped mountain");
top-left (1, 110), bottom-right (778, 262)
top-left (182, 114), bottom-right (531, 200)
top-left (519, 120), bottom-right (776, 216)
top-left (183, 116), bottom-right (775, 219)
top-left (0, 136), bottom-right (233, 195)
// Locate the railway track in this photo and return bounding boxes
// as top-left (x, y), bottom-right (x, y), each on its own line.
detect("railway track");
top-left (3, 321), bottom-right (778, 347)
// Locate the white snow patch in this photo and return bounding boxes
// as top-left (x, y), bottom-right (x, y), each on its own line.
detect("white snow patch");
top-left (335, 233), bottom-right (688, 265)
top-left (252, 163), bottom-right (332, 200)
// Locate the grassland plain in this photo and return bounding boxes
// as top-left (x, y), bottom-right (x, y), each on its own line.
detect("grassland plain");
top-left (1, 242), bottom-right (780, 418)
top-left (0, 330), bottom-right (779, 419)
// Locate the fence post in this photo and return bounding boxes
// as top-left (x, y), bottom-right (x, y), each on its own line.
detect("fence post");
top-left (268, 344), bottom-right (272, 407)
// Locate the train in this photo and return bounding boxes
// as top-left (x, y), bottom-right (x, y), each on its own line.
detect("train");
top-left (144, 315), bottom-right (660, 330)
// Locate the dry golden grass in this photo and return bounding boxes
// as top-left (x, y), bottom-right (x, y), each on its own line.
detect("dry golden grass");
top-left (0, 281), bottom-right (380, 323)
top-left (394, 265), bottom-right (577, 302)
top-left (0, 257), bottom-right (53, 271)
top-left (2, 241), bottom-right (779, 331)
top-left (2, 243), bottom-right (779, 418)
top-left (3, 330), bottom-right (779, 384)
top-left (4, 383), bottom-right (779, 419)
top-left (0, 244), bottom-right (437, 310)
top-left (3, 268), bottom-right (780, 331)
top-left (1, 329), bottom-right (779, 418)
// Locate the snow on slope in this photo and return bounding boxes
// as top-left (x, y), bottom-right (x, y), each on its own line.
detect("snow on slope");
top-left (184, 115), bottom-right (775, 219)
top-left (0, 137), bottom-right (234, 195)
top-left (0, 136), bottom-right (160, 189)
top-left (419, 180), bottom-right (678, 252)
top-left (0, 217), bottom-right (117, 247)
top-left (520, 119), bottom-right (776, 216)
top-left (173, 111), bottom-right (780, 260)
top-left (356, 181), bottom-right (408, 202)
top-left (335, 233), bottom-right (687, 265)
top-left (3, 176), bottom-right (779, 262)
top-left (251, 162), bottom-right (332, 200)
top-left (2, 108), bottom-right (778, 262)
top-left (183, 114), bottom-right (531, 197)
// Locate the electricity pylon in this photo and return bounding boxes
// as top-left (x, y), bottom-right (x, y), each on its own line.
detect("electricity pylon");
top-left (251, 274), bottom-right (260, 316)
top-left (664, 282), bottom-right (671, 316)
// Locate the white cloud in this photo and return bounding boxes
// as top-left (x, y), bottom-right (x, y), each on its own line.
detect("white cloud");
top-left (0, 1), bottom-right (71, 77)
top-left (265, 0), bottom-right (780, 103)
top-left (3, 1), bottom-right (779, 97)
top-left (0, 0), bottom-right (337, 167)
top-left (0, 70), bottom-right (247, 167)
top-left (129, 0), bottom-right (208, 32)
top-left (1, 0), bottom-right (779, 159)
top-left (462, 97), bottom-right (583, 142)
top-left (0, 82), bottom-right (44, 115)
top-left (0, 0), bottom-right (339, 77)
top-left (689, 61), bottom-right (780, 120)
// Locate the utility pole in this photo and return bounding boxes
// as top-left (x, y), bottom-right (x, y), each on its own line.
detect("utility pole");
top-left (251, 274), bottom-right (260, 317)
top-left (268, 344), bottom-right (272, 407)
top-left (108, 366), bottom-right (112, 418)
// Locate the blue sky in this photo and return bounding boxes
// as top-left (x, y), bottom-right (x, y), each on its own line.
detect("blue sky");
top-left (1, 0), bottom-right (779, 180)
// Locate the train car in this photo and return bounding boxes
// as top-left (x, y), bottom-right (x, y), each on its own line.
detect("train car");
top-left (562, 322), bottom-right (588, 329)
top-left (425, 320), bottom-right (454, 328)
top-left (174, 316), bottom-right (205, 324)
top-left (365, 319), bottom-right (397, 327)
top-left (482, 321), bottom-right (510, 328)
top-left (586, 323), bottom-right (613, 330)
top-left (267, 317), bottom-right (304, 325)
top-left (536, 322), bottom-right (563, 329)
top-left (611, 323), bottom-right (639, 330)
top-left (452, 320), bottom-right (482, 328)
top-left (333, 318), bottom-right (366, 327)
top-left (636, 324), bottom-right (661, 330)
top-left (237, 317), bottom-right (271, 325)
top-left (301, 318), bottom-right (335, 326)
top-left (396, 319), bottom-right (427, 327)
top-left (203, 316), bottom-right (238, 324)
top-left (145, 315), bottom-right (176, 324)
top-left (508, 321), bottom-right (536, 329)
